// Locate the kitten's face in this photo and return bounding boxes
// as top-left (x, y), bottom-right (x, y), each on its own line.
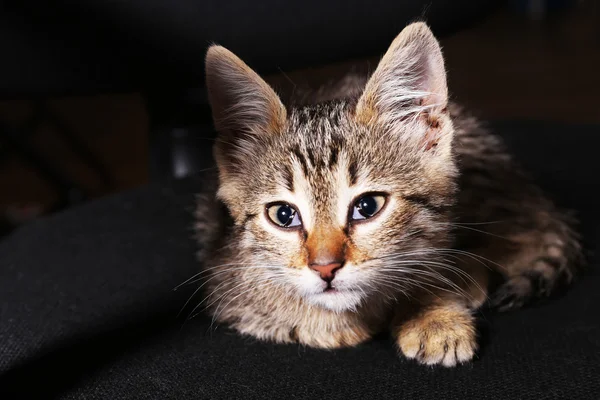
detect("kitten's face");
top-left (205, 23), bottom-right (455, 312)
top-left (216, 102), bottom-right (456, 312)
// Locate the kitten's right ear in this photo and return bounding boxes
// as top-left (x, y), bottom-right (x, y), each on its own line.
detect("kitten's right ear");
top-left (355, 22), bottom-right (449, 150)
top-left (205, 45), bottom-right (286, 161)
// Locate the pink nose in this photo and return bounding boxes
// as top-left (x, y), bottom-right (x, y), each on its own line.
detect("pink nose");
top-left (309, 262), bottom-right (343, 282)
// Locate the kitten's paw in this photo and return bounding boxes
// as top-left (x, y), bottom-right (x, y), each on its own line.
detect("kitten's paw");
top-left (491, 275), bottom-right (536, 311)
top-left (492, 247), bottom-right (575, 312)
top-left (491, 268), bottom-right (559, 312)
top-left (396, 306), bottom-right (477, 367)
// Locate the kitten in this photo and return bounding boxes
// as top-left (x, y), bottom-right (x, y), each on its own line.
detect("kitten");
top-left (194, 22), bottom-right (582, 367)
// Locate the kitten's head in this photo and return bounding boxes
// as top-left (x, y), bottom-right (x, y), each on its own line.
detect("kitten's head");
top-left (205, 22), bottom-right (457, 312)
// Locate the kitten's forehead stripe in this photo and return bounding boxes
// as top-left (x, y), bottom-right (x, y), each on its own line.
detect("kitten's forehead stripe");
top-left (291, 145), bottom-right (309, 176)
top-left (306, 149), bottom-right (317, 169)
top-left (348, 161), bottom-right (358, 186)
top-left (328, 147), bottom-right (339, 169)
top-left (327, 134), bottom-right (345, 169)
top-left (282, 164), bottom-right (294, 192)
top-left (288, 101), bottom-right (351, 175)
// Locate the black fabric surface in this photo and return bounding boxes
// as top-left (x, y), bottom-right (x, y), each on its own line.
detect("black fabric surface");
top-left (0, 120), bottom-right (599, 399)
top-left (0, 1), bottom-right (496, 96)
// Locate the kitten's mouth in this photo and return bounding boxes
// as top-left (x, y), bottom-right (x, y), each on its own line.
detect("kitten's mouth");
top-left (306, 285), bottom-right (364, 312)
top-left (321, 283), bottom-right (354, 295)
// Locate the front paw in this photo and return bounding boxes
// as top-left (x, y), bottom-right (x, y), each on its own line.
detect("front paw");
top-left (396, 306), bottom-right (477, 367)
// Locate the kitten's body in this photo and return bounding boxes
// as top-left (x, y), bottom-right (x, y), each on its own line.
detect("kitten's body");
top-left (195, 23), bottom-right (582, 367)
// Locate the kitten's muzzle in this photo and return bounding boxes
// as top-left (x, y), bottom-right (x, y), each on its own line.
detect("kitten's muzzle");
top-left (309, 262), bottom-right (343, 283)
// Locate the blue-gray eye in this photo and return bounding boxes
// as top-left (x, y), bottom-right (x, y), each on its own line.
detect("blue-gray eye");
top-left (351, 194), bottom-right (386, 221)
top-left (267, 203), bottom-right (302, 228)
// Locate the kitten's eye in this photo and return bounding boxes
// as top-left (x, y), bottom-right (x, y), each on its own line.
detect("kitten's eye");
top-left (351, 194), bottom-right (387, 221)
top-left (266, 203), bottom-right (302, 228)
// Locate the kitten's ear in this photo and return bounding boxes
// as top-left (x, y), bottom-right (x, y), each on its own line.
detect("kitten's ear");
top-left (356, 22), bottom-right (449, 145)
top-left (205, 45), bottom-right (286, 165)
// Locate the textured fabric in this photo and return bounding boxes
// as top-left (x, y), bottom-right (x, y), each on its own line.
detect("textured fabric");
top-left (0, 120), bottom-right (599, 399)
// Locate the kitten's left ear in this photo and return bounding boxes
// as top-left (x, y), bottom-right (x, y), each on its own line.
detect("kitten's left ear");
top-left (205, 45), bottom-right (286, 137)
top-left (205, 45), bottom-right (287, 180)
top-left (356, 22), bottom-right (449, 147)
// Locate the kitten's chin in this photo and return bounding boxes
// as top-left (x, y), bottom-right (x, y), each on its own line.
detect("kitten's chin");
top-left (304, 290), bottom-right (364, 313)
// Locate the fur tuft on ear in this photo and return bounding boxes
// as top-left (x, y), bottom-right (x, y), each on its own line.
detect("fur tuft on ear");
top-left (205, 45), bottom-right (287, 175)
top-left (355, 22), bottom-right (450, 150)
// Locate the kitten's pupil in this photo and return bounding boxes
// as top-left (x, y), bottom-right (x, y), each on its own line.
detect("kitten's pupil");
top-left (277, 205), bottom-right (294, 226)
top-left (358, 196), bottom-right (378, 217)
top-left (352, 194), bottom-right (386, 221)
top-left (267, 203), bottom-right (301, 228)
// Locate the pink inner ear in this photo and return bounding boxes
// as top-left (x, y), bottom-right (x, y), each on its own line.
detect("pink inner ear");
top-left (418, 54), bottom-right (447, 109)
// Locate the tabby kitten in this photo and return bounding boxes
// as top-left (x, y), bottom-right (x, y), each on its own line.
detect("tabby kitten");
top-left (194, 22), bottom-right (582, 367)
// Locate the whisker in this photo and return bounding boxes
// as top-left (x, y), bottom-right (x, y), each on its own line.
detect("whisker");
top-left (192, 279), bottom-right (250, 320)
top-left (181, 278), bottom-right (233, 319)
top-left (375, 247), bottom-right (506, 272)
top-left (436, 222), bottom-right (511, 241)
top-left (430, 248), bottom-right (506, 271)
top-left (174, 263), bottom-right (283, 290)
top-left (448, 220), bottom-right (505, 226)
top-left (191, 268), bottom-right (288, 324)
top-left (209, 277), bottom-right (284, 330)
top-left (378, 265), bottom-right (473, 300)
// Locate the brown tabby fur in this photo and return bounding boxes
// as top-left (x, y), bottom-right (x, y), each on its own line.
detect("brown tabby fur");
top-left (193, 22), bottom-right (582, 367)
